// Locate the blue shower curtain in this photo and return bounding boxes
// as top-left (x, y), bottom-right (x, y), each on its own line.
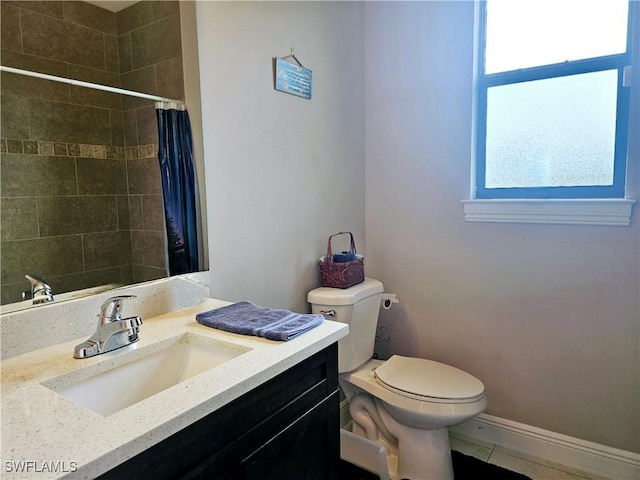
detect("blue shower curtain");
top-left (156, 103), bottom-right (199, 275)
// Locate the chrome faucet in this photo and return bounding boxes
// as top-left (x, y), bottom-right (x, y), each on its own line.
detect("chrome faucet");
top-left (24, 274), bottom-right (54, 305)
top-left (74, 295), bottom-right (143, 359)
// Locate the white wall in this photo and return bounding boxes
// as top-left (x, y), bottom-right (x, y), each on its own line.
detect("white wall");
top-left (196, 1), bottom-right (365, 313)
top-left (195, 0), bottom-right (639, 454)
top-left (364, 1), bottom-right (639, 453)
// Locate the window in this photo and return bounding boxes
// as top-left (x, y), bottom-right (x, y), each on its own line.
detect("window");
top-left (474, 0), bottom-right (634, 200)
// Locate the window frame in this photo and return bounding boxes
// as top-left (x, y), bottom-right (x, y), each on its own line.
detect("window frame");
top-left (474, 0), bottom-right (634, 200)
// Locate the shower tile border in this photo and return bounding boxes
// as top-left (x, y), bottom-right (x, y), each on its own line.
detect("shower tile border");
top-left (0, 139), bottom-right (158, 160)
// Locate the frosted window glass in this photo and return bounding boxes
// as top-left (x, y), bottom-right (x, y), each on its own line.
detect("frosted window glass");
top-left (485, 70), bottom-right (618, 189)
top-left (485, 0), bottom-right (629, 73)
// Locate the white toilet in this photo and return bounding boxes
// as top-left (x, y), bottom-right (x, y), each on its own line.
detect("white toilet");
top-left (308, 278), bottom-right (487, 480)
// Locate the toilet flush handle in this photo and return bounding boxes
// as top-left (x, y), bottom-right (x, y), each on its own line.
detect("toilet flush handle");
top-left (320, 310), bottom-right (336, 317)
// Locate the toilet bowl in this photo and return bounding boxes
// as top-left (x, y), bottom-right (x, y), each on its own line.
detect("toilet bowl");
top-left (341, 358), bottom-right (486, 480)
top-left (308, 278), bottom-right (487, 480)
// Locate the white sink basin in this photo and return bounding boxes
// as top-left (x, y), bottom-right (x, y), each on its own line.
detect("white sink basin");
top-left (43, 333), bottom-right (251, 416)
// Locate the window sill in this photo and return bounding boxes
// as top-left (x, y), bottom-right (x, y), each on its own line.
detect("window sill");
top-left (462, 199), bottom-right (636, 226)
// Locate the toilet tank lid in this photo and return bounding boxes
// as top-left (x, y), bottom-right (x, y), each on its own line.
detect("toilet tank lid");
top-left (307, 278), bottom-right (384, 306)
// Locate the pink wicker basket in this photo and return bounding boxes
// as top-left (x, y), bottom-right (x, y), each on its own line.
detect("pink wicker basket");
top-left (319, 232), bottom-right (364, 289)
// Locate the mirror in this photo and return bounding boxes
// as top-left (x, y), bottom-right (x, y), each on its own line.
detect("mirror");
top-left (0, 0), bottom-right (204, 312)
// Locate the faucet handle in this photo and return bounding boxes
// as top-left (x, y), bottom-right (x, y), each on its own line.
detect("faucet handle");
top-left (100, 295), bottom-right (137, 324)
top-left (25, 274), bottom-right (54, 304)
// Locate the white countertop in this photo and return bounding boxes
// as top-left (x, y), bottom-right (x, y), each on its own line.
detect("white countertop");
top-left (1, 298), bottom-right (348, 479)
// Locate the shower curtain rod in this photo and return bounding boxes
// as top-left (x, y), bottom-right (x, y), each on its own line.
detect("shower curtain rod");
top-left (0, 65), bottom-right (184, 106)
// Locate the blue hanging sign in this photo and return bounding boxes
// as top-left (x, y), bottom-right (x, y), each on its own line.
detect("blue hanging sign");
top-left (274, 57), bottom-right (312, 99)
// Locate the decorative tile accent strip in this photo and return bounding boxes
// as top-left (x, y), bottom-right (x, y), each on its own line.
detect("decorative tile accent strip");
top-left (54, 143), bottom-right (68, 156)
top-left (68, 143), bottom-right (81, 156)
top-left (106, 146), bottom-right (119, 159)
top-left (38, 141), bottom-right (54, 156)
top-left (94, 145), bottom-right (107, 159)
top-left (23, 140), bottom-right (39, 154)
top-left (80, 144), bottom-right (93, 157)
top-left (125, 145), bottom-right (158, 160)
top-left (6, 139), bottom-right (23, 153)
top-left (0, 140), bottom-right (157, 160)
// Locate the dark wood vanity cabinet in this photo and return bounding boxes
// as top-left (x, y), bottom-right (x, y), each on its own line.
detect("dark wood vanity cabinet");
top-left (98, 343), bottom-right (340, 480)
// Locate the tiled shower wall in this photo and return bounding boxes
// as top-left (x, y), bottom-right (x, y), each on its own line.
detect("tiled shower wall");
top-left (0, 1), bottom-right (185, 305)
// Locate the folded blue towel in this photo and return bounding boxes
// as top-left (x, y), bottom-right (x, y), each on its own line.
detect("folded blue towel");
top-left (195, 301), bottom-right (324, 341)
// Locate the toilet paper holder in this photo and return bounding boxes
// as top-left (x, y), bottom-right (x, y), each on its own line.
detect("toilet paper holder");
top-left (381, 294), bottom-right (398, 310)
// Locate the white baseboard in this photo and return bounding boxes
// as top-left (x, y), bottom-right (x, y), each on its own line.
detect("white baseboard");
top-left (450, 413), bottom-right (640, 480)
top-left (340, 400), bottom-right (639, 480)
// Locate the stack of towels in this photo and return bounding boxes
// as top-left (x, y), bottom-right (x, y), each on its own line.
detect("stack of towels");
top-left (196, 301), bottom-right (324, 341)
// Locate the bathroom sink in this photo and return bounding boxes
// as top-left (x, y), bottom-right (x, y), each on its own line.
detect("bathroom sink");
top-left (43, 333), bottom-right (251, 416)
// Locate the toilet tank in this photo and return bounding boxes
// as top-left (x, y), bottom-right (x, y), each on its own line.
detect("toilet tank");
top-left (307, 278), bottom-right (384, 373)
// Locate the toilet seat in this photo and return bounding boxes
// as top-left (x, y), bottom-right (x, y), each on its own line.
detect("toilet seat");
top-left (374, 355), bottom-right (485, 404)
top-left (341, 358), bottom-right (487, 430)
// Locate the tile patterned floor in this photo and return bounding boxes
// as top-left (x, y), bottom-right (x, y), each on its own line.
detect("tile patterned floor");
top-left (449, 433), bottom-right (612, 480)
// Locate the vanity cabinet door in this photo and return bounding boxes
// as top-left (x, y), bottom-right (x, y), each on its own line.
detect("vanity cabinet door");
top-left (240, 390), bottom-right (340, 480)
top-left (186, 390), bottom-right (340, 480)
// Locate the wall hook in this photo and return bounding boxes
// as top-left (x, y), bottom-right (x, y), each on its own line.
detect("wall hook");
top-left (284, 47), bottom-right (304, 68)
